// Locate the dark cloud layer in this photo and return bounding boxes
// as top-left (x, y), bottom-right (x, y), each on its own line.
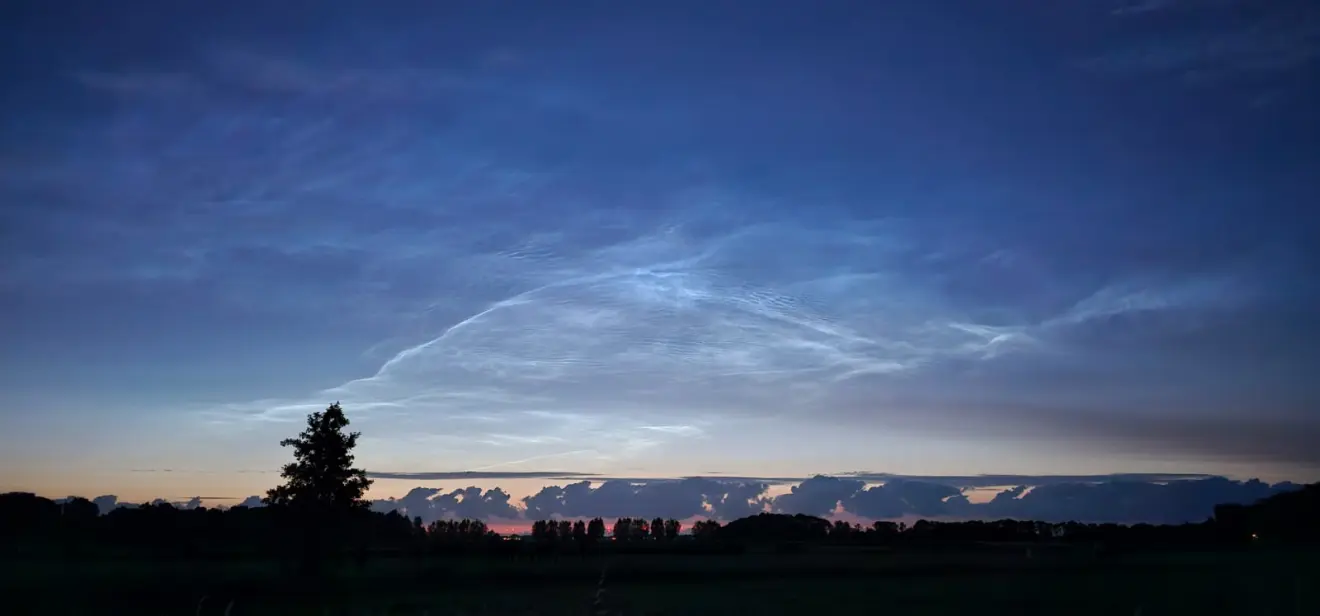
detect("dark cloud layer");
top-left (514, 476), bottom-right (1298, 524)
top-left (521, 478), bottom-right (772, 521)
top-left (165, 475), bottom-right (1300, 525)
top-left (368, 487), bottom-right (521, 523)
top-left (365, 471), bottom-right (1214, 488)
top-left (833, 473), bottom-right (1215, 488)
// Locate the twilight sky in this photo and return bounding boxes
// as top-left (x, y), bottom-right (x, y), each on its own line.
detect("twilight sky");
top-left (1, 0), bottom-right (1318, 514)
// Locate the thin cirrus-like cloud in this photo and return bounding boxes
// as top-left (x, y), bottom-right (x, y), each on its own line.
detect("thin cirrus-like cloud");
top-left (194, 204), bottom-right (1268, 467)
top-left (10, 87), bottom-right (1289, 469)
top-left (1079, 0), bottom-right (1320, 91)
top-left (367, 471), bottom-right (600, 481)
top-left (73, 47), bottom-right (476, 102)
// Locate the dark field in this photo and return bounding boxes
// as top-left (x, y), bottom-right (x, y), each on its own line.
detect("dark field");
top-left (6, 547), bottom-right (1317, 615)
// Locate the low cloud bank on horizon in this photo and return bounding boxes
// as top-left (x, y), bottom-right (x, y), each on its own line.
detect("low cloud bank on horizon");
top-left (50, 473), bottom-right (1302, 527)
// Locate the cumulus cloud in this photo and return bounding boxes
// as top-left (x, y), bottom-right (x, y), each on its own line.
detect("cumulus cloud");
top-left (978, 477), bottom-right (1291, 524)
top-left (833, 472), bottom-right (1214, 488)
top-left (236, 496), bottom-right (265, 508)
top-left (65, 475), bottom-right (1294, 524)
top-left (519, 475), bottom-right (1294, 524)
top-left (773, 475), bottom-right (864, 517)
top-left (91, 495), bottom-right (120, 515)
top-left (368, 471), bottom-right (1218, 489)
top-left (370, 486), bottom-right (520, 523)
top-left (849, 480), bottom-right (970, 519)
top-left (522, 478), bottom-right (772, 521)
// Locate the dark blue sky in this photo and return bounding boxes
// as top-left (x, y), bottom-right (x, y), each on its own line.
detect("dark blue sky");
top-left (1, 0), bottom-right (1317, 508)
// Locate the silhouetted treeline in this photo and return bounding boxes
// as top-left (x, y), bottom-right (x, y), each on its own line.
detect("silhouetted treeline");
top-left (0, 494), bottom-right (422, 561)
top-left (2, 483), bottom-right (1314, 561)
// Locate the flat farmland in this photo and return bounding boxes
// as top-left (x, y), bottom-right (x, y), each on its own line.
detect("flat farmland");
top-left (3, 547), bottom-right (1315, 615)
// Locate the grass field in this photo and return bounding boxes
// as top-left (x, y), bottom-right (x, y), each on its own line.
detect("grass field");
top-left (4, 547), bottom-right (1316, 615)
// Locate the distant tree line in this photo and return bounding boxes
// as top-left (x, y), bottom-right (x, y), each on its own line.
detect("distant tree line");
top-left (3, 403), bottom-right (1314, 566)
top-left (3, 483), bottom-right (1316, 561)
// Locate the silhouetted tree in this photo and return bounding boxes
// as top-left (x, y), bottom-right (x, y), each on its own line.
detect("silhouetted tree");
top-left (264, 402), bottom-right (372, 511)
top-left (829, 519), bottom-right (854, 540)
top-left (61, 497), bottom-right (100, 522)
top-left (587, 517), bottom-right (606, 542)
top-left (611, 517), bottom-right (630, 541)
top-left (664, 518), bottom-right (681, 540)
top-left (424, 518), bottom-right (490, 553)
top-left (610, 517), bottom-right (652, 541)
top-left (530, 520), bottom-right (549, 541)
top-left (572, 520), bottom-right (587, 543)
top-left (651, 517), bottom-right (665, 540)
top-left (1227, 482), bottom-right (1320, 543)
top-left (869, 520), bottom-right (900, 544)
top-left (263, 402), bottom-right (373, 575)
top-left (692, 519), bottom-right (721, 540)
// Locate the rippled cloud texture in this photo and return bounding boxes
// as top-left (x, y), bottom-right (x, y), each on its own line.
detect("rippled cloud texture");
top-left (2, 0), bottom-right (1318, 500)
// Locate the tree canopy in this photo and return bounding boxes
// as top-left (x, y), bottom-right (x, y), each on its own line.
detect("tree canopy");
top-left (264, 402), bottom-right (372, 512)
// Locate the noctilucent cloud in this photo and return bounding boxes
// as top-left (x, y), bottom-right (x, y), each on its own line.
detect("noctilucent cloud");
top-left (1, 0), bottom-right (1318, 509)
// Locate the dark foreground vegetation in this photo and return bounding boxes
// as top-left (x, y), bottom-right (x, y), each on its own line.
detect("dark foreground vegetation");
top-left (3, 404), bottom-right (1317, 615)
